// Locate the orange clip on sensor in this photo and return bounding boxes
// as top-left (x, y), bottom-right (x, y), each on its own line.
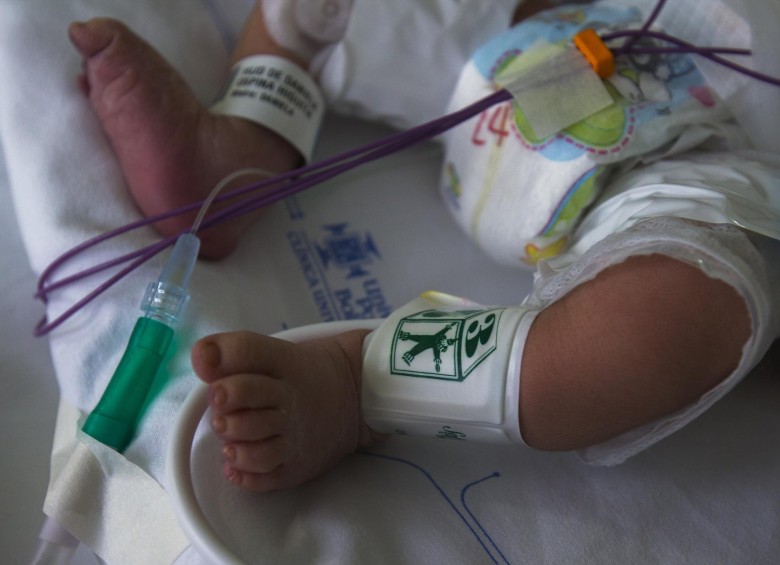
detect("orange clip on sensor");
top-left (574, 29), bottom-right (614, 78)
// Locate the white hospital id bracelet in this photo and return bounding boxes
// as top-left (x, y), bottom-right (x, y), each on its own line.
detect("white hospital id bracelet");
top-left (211, 55), bottom-right (325, 162)
top-left (361, 292), bottom-right (538, 443)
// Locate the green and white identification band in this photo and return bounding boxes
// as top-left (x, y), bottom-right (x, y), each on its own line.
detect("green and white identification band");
top-left (211, 55), bottom-right (325, 162)
top-left (361, 292), bottom-right (538, 443)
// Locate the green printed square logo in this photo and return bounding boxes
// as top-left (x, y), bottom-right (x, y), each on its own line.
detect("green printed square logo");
top-left (390, 309), bottom-right (502, 381)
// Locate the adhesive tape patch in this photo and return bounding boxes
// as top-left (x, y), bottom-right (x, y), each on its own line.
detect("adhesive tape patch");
top-left (211, 55), bottom-right (325, 162)
top-left (494, 41), bottom-right (614, 139)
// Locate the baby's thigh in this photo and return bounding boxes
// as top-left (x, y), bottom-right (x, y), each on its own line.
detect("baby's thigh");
top-left (522, 217), bottom-right (778, 463)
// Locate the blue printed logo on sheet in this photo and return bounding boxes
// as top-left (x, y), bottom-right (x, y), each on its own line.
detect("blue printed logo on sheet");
top-left (315, 223), bottom-right (381, 279)
top-left (287, 222), bottom-right (393, 322)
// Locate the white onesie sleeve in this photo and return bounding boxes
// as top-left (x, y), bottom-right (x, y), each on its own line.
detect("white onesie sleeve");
top-left (315, 0), bottom-right (520, 129)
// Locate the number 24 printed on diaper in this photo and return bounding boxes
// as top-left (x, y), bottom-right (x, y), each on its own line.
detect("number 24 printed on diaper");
top-left (472, 104), bottom-right (512, 147)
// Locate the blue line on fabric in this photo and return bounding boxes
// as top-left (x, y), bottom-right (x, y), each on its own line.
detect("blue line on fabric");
top-left (461, 472), bottom-right (512, 565)
top-left (358, 450), bottom-right (501, 564)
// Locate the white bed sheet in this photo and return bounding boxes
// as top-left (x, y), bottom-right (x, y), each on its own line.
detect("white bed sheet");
top-left (0, 130), bottom-right (101, 564)
top-left (0, 136), bottom-right (56, 562)
top-left (1, 1), bottom-right (778, 564)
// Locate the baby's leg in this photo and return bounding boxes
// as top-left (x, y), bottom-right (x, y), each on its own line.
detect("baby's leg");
top-left (192, 253), bottom-right (751, 492)
top-left (519, 253), bottom-right (751, 451)
top-left (68, 3), bottom-right (303, 259)
top-left (191, 328), bottom-right (376, 492)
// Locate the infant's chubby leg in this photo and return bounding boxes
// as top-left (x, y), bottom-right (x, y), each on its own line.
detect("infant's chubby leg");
top-left (191, 329), bottom-right (376, 492)
top-left (67, 18), bottom-right (301, 259)
top-left (519, 253), bottom-right (752, 451)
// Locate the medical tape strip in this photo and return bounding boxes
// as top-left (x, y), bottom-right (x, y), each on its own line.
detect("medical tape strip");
top-left (44, 399), bottom-right (189, 564)
top-left (211, 55), bottom-right (325, 162)
top-left (361, 292), bottom-right (538, 443)
top-left (494, 41), bottom-right (614, 139)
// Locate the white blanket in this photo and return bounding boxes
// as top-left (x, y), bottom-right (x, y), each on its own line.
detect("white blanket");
top-left (1, 1), bottom-right (779, 564)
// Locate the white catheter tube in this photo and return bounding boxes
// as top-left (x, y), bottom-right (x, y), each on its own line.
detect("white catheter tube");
top-left (29, 516), bottom-right (79, 565)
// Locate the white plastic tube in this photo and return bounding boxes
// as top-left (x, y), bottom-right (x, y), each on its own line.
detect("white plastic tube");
top-left (29, 516), bottom-right (79, 565)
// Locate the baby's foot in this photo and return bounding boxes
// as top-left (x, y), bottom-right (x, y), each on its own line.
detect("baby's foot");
top-left (68, 18), bottom-right (302, 259)
top-left (191, 329), bottom-right (377, 492)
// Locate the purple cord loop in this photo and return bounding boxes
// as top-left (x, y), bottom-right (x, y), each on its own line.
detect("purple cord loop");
top-left (619, 0), bottom-right (668, 53)
top-left (622, 46), bottom-right (752, 57)
top-left (33, 89), bottom-right (512, 336)
top-left (603, 28), bottom-right (780, 88)
top-left (34, 238), bottom-right (172, 336)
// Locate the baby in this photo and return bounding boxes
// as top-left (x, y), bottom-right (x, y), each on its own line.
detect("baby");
top-left (68, 0), bottom-right (779, 492)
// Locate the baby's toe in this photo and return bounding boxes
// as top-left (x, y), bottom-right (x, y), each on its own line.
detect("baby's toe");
top-left (212, 408), bottom-right (288, 442)
top-left (224, 436), bottom-right (290, 476)
top-left (208, 374), bottom-right (290, 413)
top-left (222, 464), bottom-right (289, 493)
top-left (68, 19), bottom-right (124, 59)
top-left (193, 332), bottom-right (296, 382)
top-left (68, 19), bottom-right (154, 111)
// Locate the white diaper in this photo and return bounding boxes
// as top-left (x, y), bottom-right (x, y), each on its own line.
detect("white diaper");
top-left (315, 0), bottom-right (519, 128)
top-left (440, 2), bottom-right (736, 268)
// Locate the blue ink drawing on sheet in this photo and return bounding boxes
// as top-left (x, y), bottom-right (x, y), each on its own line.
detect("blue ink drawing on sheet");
top-left (360, 451), bottom-right (512, 564)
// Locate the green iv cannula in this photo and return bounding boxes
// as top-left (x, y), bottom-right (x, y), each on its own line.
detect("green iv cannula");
top-left (82, 233), bottom-right (200, 452)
